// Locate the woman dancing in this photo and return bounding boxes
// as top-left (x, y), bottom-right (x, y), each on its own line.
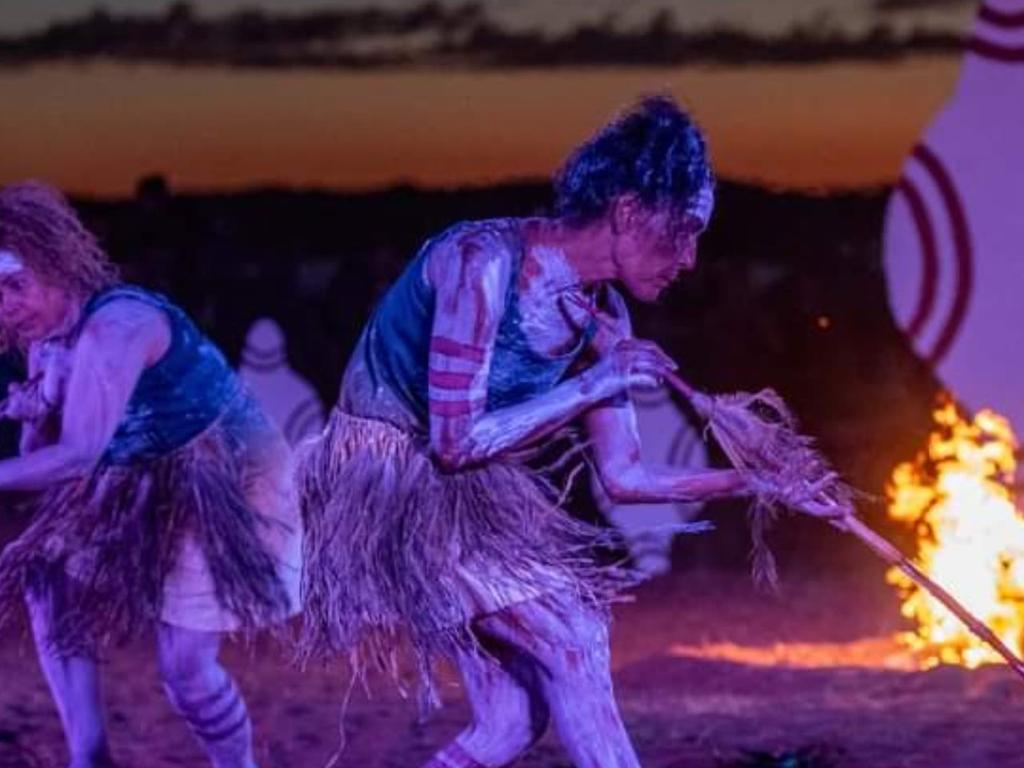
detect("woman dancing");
top-left (0, 181), bottom-right (301, 768)
top-left (300, 97), bottom-right (834, 767)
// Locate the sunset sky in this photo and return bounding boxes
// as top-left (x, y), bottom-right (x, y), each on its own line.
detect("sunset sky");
top-left (0, 1), bottom-right (977, 197)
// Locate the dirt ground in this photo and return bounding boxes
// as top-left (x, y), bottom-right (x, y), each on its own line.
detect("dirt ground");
top-left (2, 565), bottom-right (1022, 768)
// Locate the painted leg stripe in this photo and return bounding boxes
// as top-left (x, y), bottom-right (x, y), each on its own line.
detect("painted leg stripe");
top-left (183, 689), bottom-right (243, 733)
top-left (195, 707), bottom-right (250, 743)
top-left (174, 676), bottom-right (233, 713)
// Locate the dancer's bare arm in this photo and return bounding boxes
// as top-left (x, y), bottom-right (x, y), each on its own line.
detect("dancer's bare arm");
top-left (13, 342), bottom-right (71, 453)
top-left (589, 394), bottom-right (845, 513)
top-left (584, 291), bottom-right (845, 517)
top-left (426, 227), bottom-right (674, 470)
top-left (586, 402), bottom-right (750, 503)
top-left (0, 300), bottom-right (170, 490)
top-left (581, 288), bottom-right (749, 503)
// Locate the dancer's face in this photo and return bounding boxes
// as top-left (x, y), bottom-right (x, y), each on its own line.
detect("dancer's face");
top-left (0, 250), bottom-right (71, 344)
top-left (610, 190), bottom-right (712, 302)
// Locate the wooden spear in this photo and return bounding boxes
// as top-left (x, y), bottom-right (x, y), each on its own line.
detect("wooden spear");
top-left (833, 514), bottom-right (1024, 682)
top-left (662, 366), bottom-right (1024, 683)
top-left (568, 293), bottom-right (1024, 681)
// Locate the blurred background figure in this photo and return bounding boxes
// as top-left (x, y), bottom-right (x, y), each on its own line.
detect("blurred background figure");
top-left (593, 384), bottom-right (709, 578)
top-left (0, 350), bottom-right (24, 459)
top-left (238, 317), bottom-right (325, 446)
top-left (883, 0), bottom-right (1024, 432)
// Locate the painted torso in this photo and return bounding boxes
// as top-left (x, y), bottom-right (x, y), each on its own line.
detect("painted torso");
top-left (76, 285), bottom-right (241, 464)
top-left (341, 218), bottom-right (597, 433)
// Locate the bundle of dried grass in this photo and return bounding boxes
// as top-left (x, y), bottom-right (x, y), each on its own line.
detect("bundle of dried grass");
top-left (568, 293), bottom-right (1024, 680)
top-left (666, 374), bottom-right (854, 588)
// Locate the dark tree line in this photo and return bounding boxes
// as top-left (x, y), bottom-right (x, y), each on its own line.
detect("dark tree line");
top-left (0, 3), bottom-right (965, 69)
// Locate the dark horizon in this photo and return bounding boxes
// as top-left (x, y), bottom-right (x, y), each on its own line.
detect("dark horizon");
top-left (0, 1), bottom-right (978, 196)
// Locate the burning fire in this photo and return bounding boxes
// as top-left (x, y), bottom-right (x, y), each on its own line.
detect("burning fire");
top-left (887, 401), bottom-right (1024, 668)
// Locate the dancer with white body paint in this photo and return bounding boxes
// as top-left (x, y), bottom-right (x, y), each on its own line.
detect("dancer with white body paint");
top-left (0, 182), bottom-right (302, 768)
top-left (298, 97), bottom-right (841, 768)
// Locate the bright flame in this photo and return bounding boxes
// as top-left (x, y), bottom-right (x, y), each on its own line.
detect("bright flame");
top-left (887, 402), bottom-right (1024, 668)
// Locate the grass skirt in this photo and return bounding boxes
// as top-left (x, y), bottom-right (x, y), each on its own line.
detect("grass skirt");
top-left (296, 409), bottom-right (630, 698)
top-left (0, 398), bottom-right (296, 654)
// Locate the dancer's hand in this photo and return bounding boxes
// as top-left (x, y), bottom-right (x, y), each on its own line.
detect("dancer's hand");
top-left (1, 378), bottom-right (49, 422)
top-left (589, 338), bottom-right (678, 399)
top-left (748, 472), bottom-right (851, 519)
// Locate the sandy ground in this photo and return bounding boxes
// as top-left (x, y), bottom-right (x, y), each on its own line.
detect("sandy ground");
top-left (2, 568), bottom-right (1022, 768)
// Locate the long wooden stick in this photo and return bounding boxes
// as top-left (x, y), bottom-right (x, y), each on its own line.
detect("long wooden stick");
top-left (661, 371), bottom-right (1024, 679)
top-left (573, 293), bottom-right (1024, 679)
top-left (668, 368), bottom-right (1024, 680)
top-left (836, 515), bottom-right (1024, 681)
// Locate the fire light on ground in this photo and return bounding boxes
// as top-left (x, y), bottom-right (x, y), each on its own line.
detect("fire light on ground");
top-left (668, 638), bottom-right (911, 669)
top-left (887, 401), bottom-right (1024, 669)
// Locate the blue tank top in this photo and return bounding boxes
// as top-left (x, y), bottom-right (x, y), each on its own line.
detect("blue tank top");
top-left (76, 285), bottom-right (241, 465)
top-left (349, 219), bottom-right (596, 430)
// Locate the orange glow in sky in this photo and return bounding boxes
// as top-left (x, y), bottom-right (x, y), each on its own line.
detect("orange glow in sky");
top-left (0, 58), bottom-right (960, 197)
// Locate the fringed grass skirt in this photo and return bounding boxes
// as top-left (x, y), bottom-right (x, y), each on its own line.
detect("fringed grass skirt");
top-left (296, 409), bottom-right (630, 694)
top-left (0, 396), bottom-right (302, 654)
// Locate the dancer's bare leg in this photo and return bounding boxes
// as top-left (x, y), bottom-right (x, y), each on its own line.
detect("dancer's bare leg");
top-left (422, 596), bottom-right (640, 768)
top-left (157, 624), bottom-right (257, 768)
top-left (484, 597), bottom-right (640, 768)
top-left (26, 579), bottom-right (116, 768)
top-left (420, 636), bottom-right (550, 767)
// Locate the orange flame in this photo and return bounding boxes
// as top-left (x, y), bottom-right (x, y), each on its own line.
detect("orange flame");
top-left (887, 402), bottom-right (1024, 668)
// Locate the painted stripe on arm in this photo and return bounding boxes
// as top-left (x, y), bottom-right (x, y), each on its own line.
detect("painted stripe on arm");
top-left (431, 336), bottom-right (487, 364)
top-left (430, 398), bottom-right (486, 418)
top-left (428, 368), bottom-right (477, 390)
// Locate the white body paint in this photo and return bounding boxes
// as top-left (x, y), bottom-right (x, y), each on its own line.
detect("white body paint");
top-left (10, 301), bottom-right (260, 768)
top-left (0, 248), bottom-right (26, 276)
top-left (593, 385), bottom-right (708, 577)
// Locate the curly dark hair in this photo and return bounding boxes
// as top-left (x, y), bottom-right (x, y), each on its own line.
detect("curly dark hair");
top-left (0, 180), bottom-right (118, 299)
top-left (553, 96), bottom-right (713, 224)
